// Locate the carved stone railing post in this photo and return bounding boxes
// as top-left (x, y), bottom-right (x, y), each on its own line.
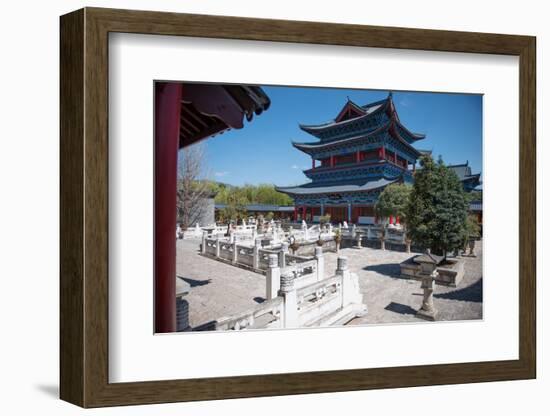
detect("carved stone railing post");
top-left (315, 246), bottom-right (324, 282)
top-left (336, 256), bottom-right (348, 274)
top-left (335, 257), bottom-right (349, 308)
top-left (279, 242), bottom-right (289, 268)
top-left (351, 224), bottom-right (357, 238)
top-left (266, 254), bottom-right (281, 300)
top-left (201, 231), bottom-right (207, 254)
top-left (280, 271), bottom-right (298, 328)
top-left (232, 241), bottom-right (238, 264)
top-left (335, 256), bottom-right (363, 309)
top-left (253, 239), bottom-right (261, 270)
top-left (366, 226), bottom-right (372, 239)
top-left (215, 238), bottom-right (221, 258)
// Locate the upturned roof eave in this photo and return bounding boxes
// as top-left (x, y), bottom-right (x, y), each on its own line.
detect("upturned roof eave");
top-left (275, 177), bottom-right (400, 196)
top-left (292, 120), bottom-right (423, 158)
top-left (298, 97), bottom-right (391, 136)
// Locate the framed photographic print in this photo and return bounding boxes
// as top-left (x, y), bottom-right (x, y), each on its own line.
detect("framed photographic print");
top-left (60, 7), bottom-right (536, 408)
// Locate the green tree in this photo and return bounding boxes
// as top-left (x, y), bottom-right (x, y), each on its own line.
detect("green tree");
top-left (214, 183), bottom-right (292, 206)
top-left (375, 183), bottom-right (412, 225)
top-left (463, 214), bottom-right (481, 243)
top-left (255, 184), bottom-right (293, 206)
top-left (468, 190), bottom-right (482, 202)
top-left (406, 155), bottom-right (469, 260)
top-left (219, 191), bottom-right (247, 222)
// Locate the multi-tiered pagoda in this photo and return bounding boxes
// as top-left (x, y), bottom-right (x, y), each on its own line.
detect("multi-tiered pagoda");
top-left (277, 93), bottom-right (425, 225)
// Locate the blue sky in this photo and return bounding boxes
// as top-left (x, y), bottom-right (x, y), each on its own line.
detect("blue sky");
top-left (187, 86), bottom-right (482, 187)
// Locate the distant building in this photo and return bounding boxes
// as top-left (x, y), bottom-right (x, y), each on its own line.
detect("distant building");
top-left (277, 93), bottom-right (425, 225)
top-left (448, 161), bottom-right (482, 192)
top-left (469, 200), bottom-right (483, 228)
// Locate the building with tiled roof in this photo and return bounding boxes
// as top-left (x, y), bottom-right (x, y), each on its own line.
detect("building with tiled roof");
top-left (447, 161), bottom-right (482, 192)
top-left (277, 93), bottom-right (424, 224)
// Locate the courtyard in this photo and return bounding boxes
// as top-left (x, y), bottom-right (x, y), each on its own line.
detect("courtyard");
top-left (176, 238), bottom-right (482, 329)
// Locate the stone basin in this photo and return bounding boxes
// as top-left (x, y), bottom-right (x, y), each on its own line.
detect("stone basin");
top-left (400, 256), bottom-right (465, 287)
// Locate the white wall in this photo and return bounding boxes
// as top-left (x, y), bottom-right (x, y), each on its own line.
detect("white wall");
top-left (0, 0), bottom-right (546, 415)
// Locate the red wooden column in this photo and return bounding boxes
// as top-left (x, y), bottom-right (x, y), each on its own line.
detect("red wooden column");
top-left (356, 150), bottom-right (361, 163)
top-left (302, 206), bottom-right (307, 221)
top-left (294, 206), bottom-right (298, 221)
top-left (154, 82), bottom-right (182, 333)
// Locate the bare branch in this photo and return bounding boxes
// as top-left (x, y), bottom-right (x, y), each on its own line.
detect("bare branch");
top-left (176, 144), bottom-right (211, 228)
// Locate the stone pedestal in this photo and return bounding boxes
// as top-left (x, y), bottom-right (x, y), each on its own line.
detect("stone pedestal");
top-left (468, 239), bottom-right (477, 257)
top-left (176, 278), bottom-right (191, 332)
top-left (416, 271), bottom-right (437, 321)
top-left (353, 233), bottom-right (362, 249)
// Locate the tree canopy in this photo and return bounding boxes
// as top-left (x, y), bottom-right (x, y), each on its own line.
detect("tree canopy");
top-left (213, 183), bottom-right (293, 206)
top-left (406, 155), bottom-right (469, 258)
top-left (210, 183), bottom-right (293, 222)
top-left (375, 183), bottom-right (412, 223)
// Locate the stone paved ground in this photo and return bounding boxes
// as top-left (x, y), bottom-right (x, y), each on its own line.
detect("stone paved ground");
top-left (177, 239), bottom-right (482, 329)
top-left (331, 243), bottom-right (482, 325)
top-left (176, 239), bottom-right (265, 328)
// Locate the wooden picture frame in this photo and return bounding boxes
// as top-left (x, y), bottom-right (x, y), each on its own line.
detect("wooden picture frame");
top-left (60, 7), bottom-right (536, 408)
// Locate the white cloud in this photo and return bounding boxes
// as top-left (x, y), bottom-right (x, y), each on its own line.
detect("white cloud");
top-left (291, 164), bottom-right (299, 169)
top-left (214, 171), bottom-right (229, 177)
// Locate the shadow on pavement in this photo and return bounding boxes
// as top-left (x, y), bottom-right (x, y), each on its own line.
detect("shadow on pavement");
top-left (178, 276), bottom-right (212, 287)
top-left (435, 278), bottom-right (483, 303)
top-left (384, 301), bottom-right (417, 316)
top-left (364, 263), bottom-right (404, 278)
